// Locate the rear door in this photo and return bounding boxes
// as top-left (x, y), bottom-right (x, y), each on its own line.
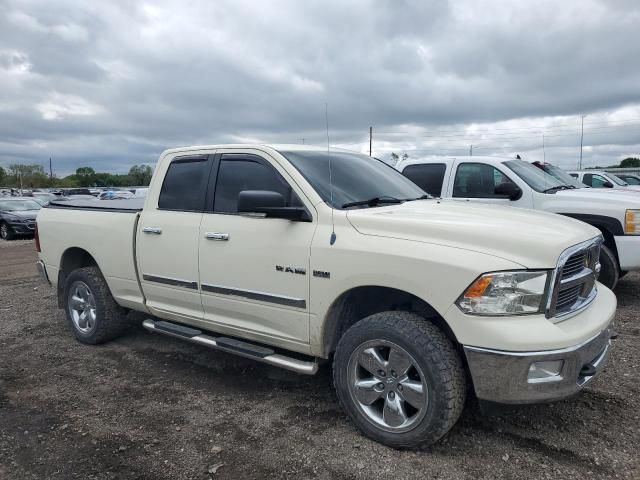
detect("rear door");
top-left (197, 150), bottom-right (316, 346)
top-left (137, 153), bottom-right (213, 321)
top-left (449, 161), bottom-right (530, 207)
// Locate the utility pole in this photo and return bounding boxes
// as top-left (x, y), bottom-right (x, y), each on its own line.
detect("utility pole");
top-left (542, 135), bottom-right (546, 163)
top-left (469, 145), bottom-right (473, 156)
top-left (49, 157), bottom-right (53, 179)
top-left (579, 115), bottom-right (586, 169)
top-left (369, 126), bottom-right (373, 156)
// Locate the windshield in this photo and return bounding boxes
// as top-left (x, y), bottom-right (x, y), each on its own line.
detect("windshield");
top-left (606, 173), bottom-right (628, 186)
top-left (535, 163), bottom-right (586, 188)
top-left (504, 160), bottom-right (567, 192)
top-left (281, 150), bottom-right (427, 209)
top-left (0, 199), bottom-right (41, 211)
top-left (622, 175), bottom-right (640, 185)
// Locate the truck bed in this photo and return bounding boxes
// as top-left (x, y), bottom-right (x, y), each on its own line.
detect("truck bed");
top-left (37, 201), bottom-right (145, 310)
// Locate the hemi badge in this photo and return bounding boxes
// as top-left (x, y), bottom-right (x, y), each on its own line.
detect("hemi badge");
top-left (313, 270), bottom-right (330, 279)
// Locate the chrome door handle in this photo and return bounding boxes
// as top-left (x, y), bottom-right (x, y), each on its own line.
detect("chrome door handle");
top-left (143, 227), bottom-right (162, 235)
top-left (205, 232), bottom-right (229, 241)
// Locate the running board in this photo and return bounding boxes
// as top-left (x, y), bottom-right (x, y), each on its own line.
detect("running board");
top-left (142, 319), bottom-right (319, 375)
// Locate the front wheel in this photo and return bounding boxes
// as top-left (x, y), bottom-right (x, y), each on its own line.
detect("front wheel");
top-left (333, 311), bottom-right (466, 449)
top-left (598, 245), bottom-right (619, 290)
top-left (0, 222), bottom-right (15, 240)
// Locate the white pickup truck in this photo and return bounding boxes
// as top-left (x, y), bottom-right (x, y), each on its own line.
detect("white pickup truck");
top-left (396, 156), bottom-right (640, 290)
top-left (36, 145), bottom-right (615, 448)
top-left (567, 170), bottom-right (640, 191)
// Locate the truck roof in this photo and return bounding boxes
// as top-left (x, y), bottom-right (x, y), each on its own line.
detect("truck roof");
top-left (396, 155), bottom-right (516, 169)
top-left (161, 144), bottom-right (346, 156)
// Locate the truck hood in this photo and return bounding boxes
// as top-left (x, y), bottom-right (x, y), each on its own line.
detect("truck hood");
top-left (346, 200), bottom-right (600, 269)
top-left (1, 210), bottom-right (38, 220)
top-left (555, 188), bottom-right (640, 206)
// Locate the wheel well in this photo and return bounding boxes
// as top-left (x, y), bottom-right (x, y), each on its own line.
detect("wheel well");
top-left (57, 248), bottom-right (98, 307)
top-left (597, 228), bottom-right (620, 264)
top-left (321, 286), bottom-right (459, 357)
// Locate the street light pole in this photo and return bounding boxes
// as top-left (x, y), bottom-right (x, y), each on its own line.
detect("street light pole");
top-left (579, 115), bottom-right (586, 169)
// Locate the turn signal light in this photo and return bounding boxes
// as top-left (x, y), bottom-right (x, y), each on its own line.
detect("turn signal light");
top-left (625, 210), bottom-right (640, 235)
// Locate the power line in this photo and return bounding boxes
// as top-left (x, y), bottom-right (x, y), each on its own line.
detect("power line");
top-left (374, 116), bottom-right (640, 135)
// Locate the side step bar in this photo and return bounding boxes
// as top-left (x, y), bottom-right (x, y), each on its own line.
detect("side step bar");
top-left (142, 319), bottom-right (319, 375)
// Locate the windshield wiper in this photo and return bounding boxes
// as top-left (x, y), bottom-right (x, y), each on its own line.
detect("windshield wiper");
top-left (542, 185), bottom-right (572, 193)
top-left (404, 194), bottom-right (433, 201)
top-left (341, 196), bottom-right (404, 209)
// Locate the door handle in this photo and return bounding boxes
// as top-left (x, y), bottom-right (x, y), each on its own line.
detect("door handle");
top-left (143, 227), bottom-right (162, 235)
top-left (205, 232), bottom-right (229, 241)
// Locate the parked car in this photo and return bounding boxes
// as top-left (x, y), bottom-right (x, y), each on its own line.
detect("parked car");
top-left (615, 173), bottom-right (640, 186)
top-left (567, 170), bottom-right (640, 191)
top-left (98, 190), bottom-right (134, 200)
top-left (36, 145), bottom-right (615, 448)
top-left (63, 188), bottom-right (93, 196)
top-left (396, 156), bottom-right (640, 289)
top-left (32, 192), bottom-right (59, 205)
top-left (131, 188), bottom-right (149, 198)
top-left (0, 197), bottom-right (41, 239)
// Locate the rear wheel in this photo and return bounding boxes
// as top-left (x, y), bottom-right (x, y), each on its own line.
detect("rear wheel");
top-left (0, 222), bottom-right (15, 240)
top-left (333, 311), bottom-right (466, 448)
top-left (598, 245), bottom-right (619, 290)
top-left (63, 266), bottom-right (129, 344)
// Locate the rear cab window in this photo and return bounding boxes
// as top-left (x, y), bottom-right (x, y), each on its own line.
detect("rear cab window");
top-left (401, 163), bottom-right (447, 197)
top-left (158, 155), bottom-right (211, 211)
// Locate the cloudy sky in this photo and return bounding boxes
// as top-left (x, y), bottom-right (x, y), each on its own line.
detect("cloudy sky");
top-left (1, 0), bottom-right (639, 176)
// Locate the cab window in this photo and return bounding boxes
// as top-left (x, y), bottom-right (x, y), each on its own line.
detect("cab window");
top-left (158, 156), bottom-right (210, 211)
top-left (583, 173), bottom-right (608, 188)
top-left (401, 164), bottom-right (446, 197)
top-left (453, 163), bottom-right (515, 198)
top-left (213, 154), bottom-right (302, 213)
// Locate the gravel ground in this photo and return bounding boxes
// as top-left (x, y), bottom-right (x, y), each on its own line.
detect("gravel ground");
top-left (0, 240), bottom-right (638, 479)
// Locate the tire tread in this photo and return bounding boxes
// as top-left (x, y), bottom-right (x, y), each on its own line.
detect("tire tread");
top-left (333, 311), bottom-right (466, 448)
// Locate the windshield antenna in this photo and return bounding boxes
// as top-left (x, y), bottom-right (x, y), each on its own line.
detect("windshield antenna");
top-left (326, 102), bottom-right (336, 245)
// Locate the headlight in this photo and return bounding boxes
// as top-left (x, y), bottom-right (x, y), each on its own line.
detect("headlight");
top-left (625, 209), bottom-right (640, 235)
top-left (457, 270), bottom-right (550, 315)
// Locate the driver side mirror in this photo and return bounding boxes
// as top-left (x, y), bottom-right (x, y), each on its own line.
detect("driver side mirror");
top-left (237, 190), bottom-right (311, 221)
top-left (602, 181), bottom-right (614, 188)
top-left (494, 182), bottom-right (523, 201)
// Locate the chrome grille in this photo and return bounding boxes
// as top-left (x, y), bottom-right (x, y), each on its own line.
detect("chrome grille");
top-left (546, 237), bottom-right (602, 321)
top-left (562, 252), bottom-right (586, 278)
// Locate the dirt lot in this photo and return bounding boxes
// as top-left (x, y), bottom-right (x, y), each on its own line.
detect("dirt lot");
top-left (0, 240), bottom-right (638, 480)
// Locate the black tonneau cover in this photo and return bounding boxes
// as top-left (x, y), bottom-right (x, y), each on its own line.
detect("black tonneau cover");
top-left (46, 198), bottom-right (144, 213)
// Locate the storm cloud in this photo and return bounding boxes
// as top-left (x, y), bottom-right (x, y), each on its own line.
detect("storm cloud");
top-left (0, 0), bottom-right (639, 175)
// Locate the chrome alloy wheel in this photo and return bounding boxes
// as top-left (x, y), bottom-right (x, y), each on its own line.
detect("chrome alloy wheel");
top-left (0, 223), bottom-right (8, 239)
top-left (347, 340), bottom-right (429, 433)
top-left (67, 281), bottom-right (97, 333)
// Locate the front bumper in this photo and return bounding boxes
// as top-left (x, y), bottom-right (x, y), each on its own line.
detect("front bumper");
top-left (464, 326), bottom-right (612, 404)
top-left (614, 235), bottom-right (640, 270)
top-left (8, 221), bottom-right (36, 234)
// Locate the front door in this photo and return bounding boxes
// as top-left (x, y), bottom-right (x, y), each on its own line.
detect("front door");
top-left (137, 154), bottom-right (213, 321)
top-left (198, 150), bottom-right (316, 346)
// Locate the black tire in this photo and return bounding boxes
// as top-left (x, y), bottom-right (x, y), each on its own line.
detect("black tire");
top-left (63, 266), bottom-right (128, 344)
top-left (0, 222), bottom-right (15, 240)
top-left (598, 245), bottom-right (619, 290)
top-left (333, 311), bottom-right (466, 449)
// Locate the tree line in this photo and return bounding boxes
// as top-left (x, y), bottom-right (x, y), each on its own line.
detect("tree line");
top-left (0, 164), bottom-right (153, 189)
